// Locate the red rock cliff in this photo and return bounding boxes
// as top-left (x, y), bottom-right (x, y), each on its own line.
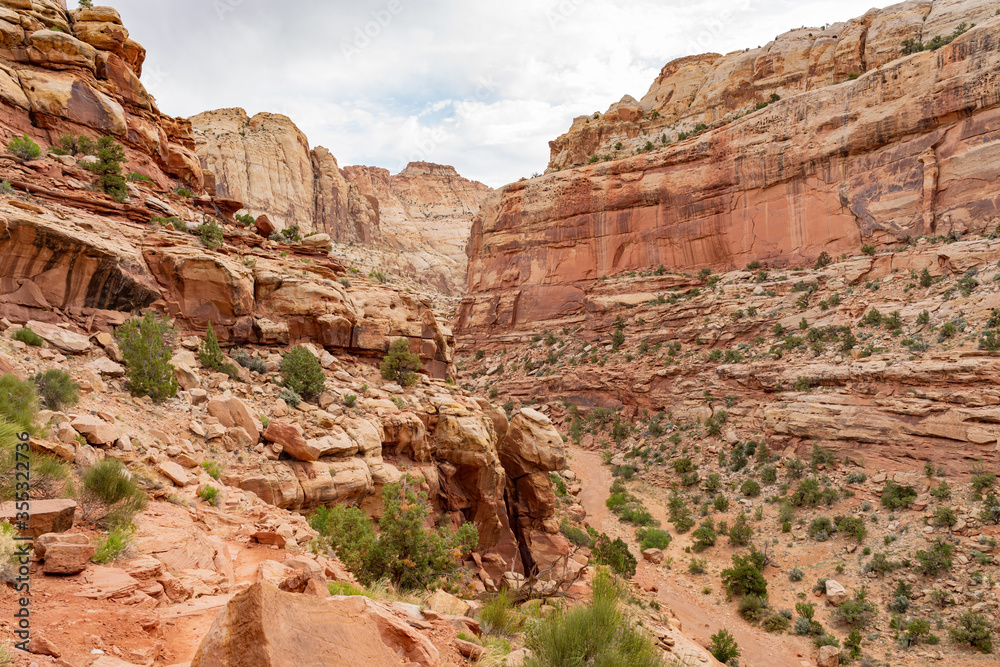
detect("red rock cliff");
top-left (459, 1), bottom-right (1000, 338)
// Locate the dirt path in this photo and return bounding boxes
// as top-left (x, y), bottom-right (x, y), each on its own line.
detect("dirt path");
top-left (569, 447), bottom-right (813, 667)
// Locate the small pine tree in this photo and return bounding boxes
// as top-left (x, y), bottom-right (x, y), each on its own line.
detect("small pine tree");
top-left (116, 312), bottom-right (179, 402)
top-left (380, 338), bottom-right (422, 387)
top-left (709, 628), bottom-right (741, 664)
top-left (198, 322), bottom-right (225, 370)
top-left (81, 136), bottom-right (128, 202)
top-left (32, 369), bottom-right (79, 411)
top-left (7, 134), bottom-right (40, 161)
top-left (281, 347), bottom-right (326, 398)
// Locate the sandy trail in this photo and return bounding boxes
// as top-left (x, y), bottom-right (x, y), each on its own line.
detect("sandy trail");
top-left (569, 447), bottom-right (813, 667)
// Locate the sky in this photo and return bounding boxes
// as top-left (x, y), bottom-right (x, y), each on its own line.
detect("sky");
top-left (107, 0), bottom-right (891, 188)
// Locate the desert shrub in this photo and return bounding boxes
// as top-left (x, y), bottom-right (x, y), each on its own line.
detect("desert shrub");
top-left (125, 171), bottom-right (152, 183)
top-left (789, 567), bottom-right (804, 582)
top-left (834, 589), bottom-right (876, 629)
top-left (728, 511), bottom-right (753, 546)
top-left (738, 593), bottom-right (768, 621)
top-left (0, 374), bottom-right (38, 432)
top-left (277, 388), bottom-right (301, 407)
top-left (790, 477), bottom-right (824, 507)
top-left (198, 220), bottom-right (224, 250)
top-left (721, 551), bottom-right (768, 598)
top-left (0, 417), bottom-right (68, 501)
top-left (713, 493), bottom-right (729, 512)
top-left (32, 369), bottom-right (79, 411)
top-left (761, 465), bottom-right (777, 484)
top-left (592, 534), bottom-right (637, 578)
top-left (281, 346), bottom-right (325, 399)
top-left (741, 479), bottom-right (761, 497)
top-left (709, 628), bottom-right (741, 663)
top-left (881, 481), bottom-right (917, 509)
top-left (232, 348), bottom-right (267, 374)
top-left (380, 338), bottom-right (422, 387)
top-left (311, 478), bottom-right (476, 590)
top-left (692, 518), bottom-right (717, 552)
top-left (636, 527), bottom-right (671, 551)
top-left (809, 516), bottom-right (835, 541)
top-left (480, 590), bottom-right (522, 638)
top-left (327, 580), bottom-right (366, 596)
top-left (199, 485), bottom-right (219, 506)
top-left (949, 611), bottom-right (993, 653)
top-left (914, 539), bottom-right (953, 576)
top-left (12, 327), bottom-right (44, 347)
top-left (7, 134), bottom-right (40, 161)
top-left (524, 569), bottom-right (663, 667)
top-left (343, 394), bottom-right (357, 408)
top-left (235, 213), bottom-right (256, 226)
top-left (92, 524), bottom-right (134, 563)
top-left (762, 612), bottom-right (791, 633)
top-left (836, 515), bottom-right (867, 543)
top-left (560, 520), bottom-right (591, 548)
top-left (116, 312), bottom-right (179, 402)
top-left (81, 136), bottom-right (128, 202)
top-left (861, 244), bottom-right (876, 256)
top-left (201, 461), bottom-right (222, 480)
top-left (81, 459), bottom-right (148, 529)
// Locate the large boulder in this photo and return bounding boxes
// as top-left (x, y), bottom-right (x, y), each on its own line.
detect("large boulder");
top-left (191, 581), bottom-right (440, 666)
top-left (25, 320), bottom-right (91, 354)
top-left (207, 395), bottom-right (261, 443)
top-left (71, 414), bottom-right (118, 445)
top-left (0, 499), bottom-right (76, 537)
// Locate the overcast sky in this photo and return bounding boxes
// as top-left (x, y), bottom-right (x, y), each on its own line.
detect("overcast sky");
top-left (108, 0), bottom-right (889, 187)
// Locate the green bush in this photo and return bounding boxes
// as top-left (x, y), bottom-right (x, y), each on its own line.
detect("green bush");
top-left (380, 338), bottom-right (422, 387)
top-left (198, 323), bottom-right (240, 378)
top-left (741, 479), bottom-right (761, 497)
top-left (343, 394), bottom-right (357, 408)
top-left (7, 134), bottom-right (40, 161)
top-left (12, 327), bottom-right (44, 347)
top-left (32, 369), bottom-right (79, 411)
top-left (728, 511), bottom-right (753, 546)
top-left (525, 569), bottom-right (662, 667)
top-left (592, 534), bottom-right (637, 578)
top-left (199, 485), bottom-right (219, 506)
top-left (721, 552), bottom-right (768, 598)
top-left (327, 580), bottom-right (366, 596)
top-left (92, 525), bottom-right (134, 563)
top-left (235, 213), bottom-right (256, 226)
top-left (881, 481), bottom-right (917, 509)
top-left (692, 518), bottom-right (717, 552)
top-left (81, 136), bottom-right (128, 202)
top-left (311, 478), bottom-right (477, 590)
top-left (281, 346), bottom-right (325, 399)
top-left (1, 417), bottom-right (68, 501)
top-left (81, 459), bottom-right (148, 529)
top-left (834, 589), bottom-right (876, 629)
top-left (55, 132), bottom-right (96, 156)
top-left (117, 312), bottom-right (178, 402)
top-left (636, 527), bottom-right (671, 551)
top-left (480, 590), bottom-right (523, 638)
top-left (914, 539), bottom-right (953, 576)
top-left (949, 611), bottom-right (993, 653)
top-left (0, 374), bottom-right (38, 432)
top-left (709, 628), bottom-right (740, 663)
top-left (277, 388), bottom-right (301, 407)
top-left (198, 220), bottom-right (225, 250)
top-left (201, 461), bottom-right (222, 480)
top-left (232, 348), bottom-right (267, 374)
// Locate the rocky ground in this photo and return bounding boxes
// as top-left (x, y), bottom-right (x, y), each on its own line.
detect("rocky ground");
top-left (458, 233), bottom-right (1000, 665)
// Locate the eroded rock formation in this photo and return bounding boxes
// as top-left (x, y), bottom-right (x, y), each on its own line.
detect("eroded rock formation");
top-left (460, 1), bottom-right (1000, 338)
top-left (0, 2), bottom-right (202, 190)
top-left (189, 108), bottom-right (379, 243)
top-left (343, 162), bottom-right (492, 295)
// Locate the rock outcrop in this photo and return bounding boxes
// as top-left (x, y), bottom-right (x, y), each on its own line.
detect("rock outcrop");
top-left (189, 109), bottom-right (379, 243)
top-left (459, 1), bottom-right (1000, 338)
top-left (0, 2), bottom-right (202, 190)
top-left (343, 162), bottom-right (491, 295)
top-left (191, 581), bottom-right (441, 667)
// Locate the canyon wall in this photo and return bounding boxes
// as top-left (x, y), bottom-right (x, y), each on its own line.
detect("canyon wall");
top-left (190, 108), bottom-right (379, 244)
top-left (0, 1), bottom-right (203, 190)
top-left (343, 162), bottom-right (491, 295)
top-left (459, 0), bottom-right (1000, 338)
top-left (192, 112), bottom-right (491, 295)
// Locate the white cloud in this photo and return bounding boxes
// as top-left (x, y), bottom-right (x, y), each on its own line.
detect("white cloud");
top-left (109, 0), bottom-right (893, 187)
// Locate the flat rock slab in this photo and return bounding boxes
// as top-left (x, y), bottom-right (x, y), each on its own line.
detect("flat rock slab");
top-left (0, 499), bottom-right (76, 537)
top-left (26, 320), bottom-right (91, 354)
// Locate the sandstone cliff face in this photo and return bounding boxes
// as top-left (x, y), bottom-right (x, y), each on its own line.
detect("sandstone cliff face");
top-left (460, 1), bottom-right (1000, 338)
top-left (0, 2), bottom-right (202, 190)
top-left (189, 108), bottom-right (379, 243)
top-left (343, 162), bottom-right (492, 295)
